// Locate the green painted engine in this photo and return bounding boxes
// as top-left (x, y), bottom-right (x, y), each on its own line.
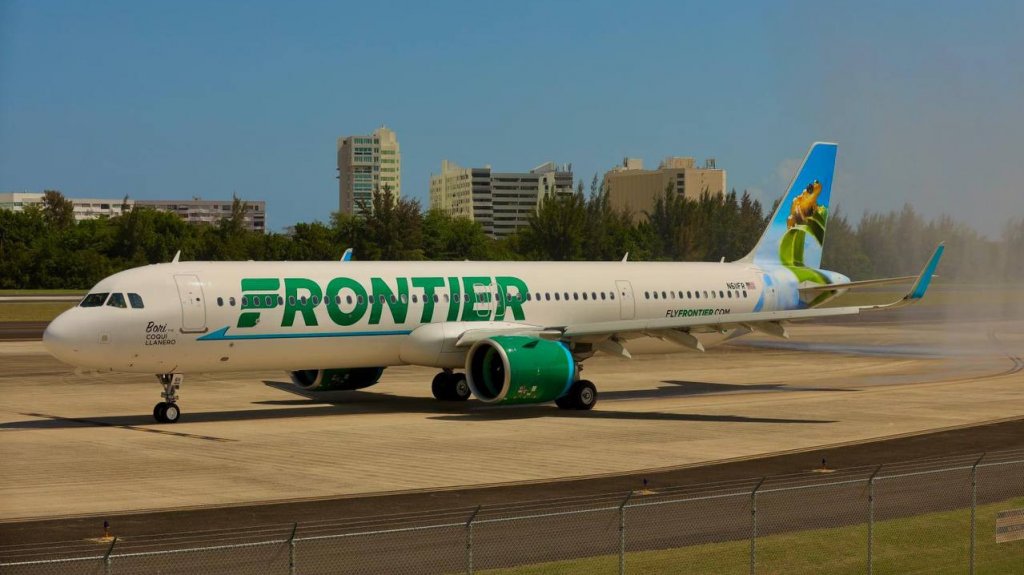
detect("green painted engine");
top-left (466, 335), bottom-right (576, 405)
top-left (289, 367), bottom-right (385, 391)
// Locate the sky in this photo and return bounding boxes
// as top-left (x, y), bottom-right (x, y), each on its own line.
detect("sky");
top-left (1, 1), bottom-right (1021, 234)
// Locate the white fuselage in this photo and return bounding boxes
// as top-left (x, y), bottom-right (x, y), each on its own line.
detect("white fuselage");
top-left (43, 260), bottom-right (837, 374)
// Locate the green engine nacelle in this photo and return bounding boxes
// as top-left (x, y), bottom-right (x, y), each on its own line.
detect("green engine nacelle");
top-left (466, 336), bottom-right (576, 405)
top-left (289, 367), bottom-right (385, 391)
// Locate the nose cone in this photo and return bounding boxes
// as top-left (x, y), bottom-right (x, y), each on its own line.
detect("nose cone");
top-left (43, 312), bottom-right (80, 365)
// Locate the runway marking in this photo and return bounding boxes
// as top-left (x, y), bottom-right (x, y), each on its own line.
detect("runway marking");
top-left (18, 412), bottom-right (235, 442)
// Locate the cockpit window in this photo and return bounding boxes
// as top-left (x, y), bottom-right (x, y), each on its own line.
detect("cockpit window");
top-left (80, 293), bottom-right (110, 307)
top-left (106, 293), bottom-right (128, 308)
top-left (128, 293), bottom-right (144, 309)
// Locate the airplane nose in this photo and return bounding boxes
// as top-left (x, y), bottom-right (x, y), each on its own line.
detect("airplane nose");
top-left (43, 313), bottom-right (79, 364)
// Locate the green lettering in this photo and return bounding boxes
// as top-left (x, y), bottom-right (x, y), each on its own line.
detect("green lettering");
top-left (282, 278), bottom-right (321, 327)
top-left (325, 277), bottom-right (368, 326)
top-left (461, 277), bottom-right (491, 322)
top-left (495, 276), bottom-right (529, 321)
top-left (412, 277), bottom-right (444, 323)
top-left (446, 277), bottom-right (460, 321)
top-left (369, 277), bottom-right (409, 325)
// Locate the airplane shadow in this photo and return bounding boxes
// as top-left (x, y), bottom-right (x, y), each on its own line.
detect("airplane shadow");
top-left (601, 380), bottom-right (854, 401)
top-left (0, 380), bottom-right (837, 431)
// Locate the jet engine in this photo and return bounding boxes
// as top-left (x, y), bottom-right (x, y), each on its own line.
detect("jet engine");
top-left (289, 367), bottom-right (385, 391)
top-left (465, 336), bottom-right (575, 405)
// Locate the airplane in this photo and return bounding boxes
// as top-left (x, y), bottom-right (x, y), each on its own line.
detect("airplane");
top-left (42, 142), bottom-right (944, 423)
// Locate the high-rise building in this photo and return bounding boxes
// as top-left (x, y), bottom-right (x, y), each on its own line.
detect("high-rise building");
top-left (337, 126), bottom-right (401, 214)
top-left (603, 156), bottom-right (726, 221)
top-left (429, 161), bottom-right (574, 238)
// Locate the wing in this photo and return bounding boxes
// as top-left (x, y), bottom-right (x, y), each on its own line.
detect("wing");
top-left (456, 243), bottom-right (944, 357)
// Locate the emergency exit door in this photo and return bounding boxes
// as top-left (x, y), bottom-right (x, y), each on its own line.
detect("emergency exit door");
top-left (615, 280), bottom-right (635, 320)
top-left (174, 274), bottom-right (208, 333)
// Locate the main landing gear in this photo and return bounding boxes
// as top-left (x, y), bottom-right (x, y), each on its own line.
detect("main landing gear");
top-left (154, 373), bottom-right (183, 423)
top-left (431, 370), bottom-right (471, 401)
top-left (556, 380), bottom-right (598, 411)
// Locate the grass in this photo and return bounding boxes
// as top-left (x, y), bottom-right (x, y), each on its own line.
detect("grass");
top-left (479, 498), bottom-right (1024, 575)
top-left (0, 289), bottom-right (86, 295)
top-left (0, 302), bottom-right (75, 322)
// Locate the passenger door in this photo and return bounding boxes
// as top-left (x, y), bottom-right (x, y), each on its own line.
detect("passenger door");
top-left (174, 274), bottom-right (208, 333)
top-left (615, 280), bottom-right (635, 320)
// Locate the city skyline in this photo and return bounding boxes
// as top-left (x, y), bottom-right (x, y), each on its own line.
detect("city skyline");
top-left (1, 1), bottom-right (1021, 234)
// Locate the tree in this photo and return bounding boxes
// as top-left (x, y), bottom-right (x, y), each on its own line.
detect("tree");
top-left (41, 190), bottom-right (74, 229)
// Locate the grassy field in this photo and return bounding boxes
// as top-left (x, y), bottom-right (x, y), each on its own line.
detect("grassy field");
top-left (0, 302), bottom-right (75, 322)
top-left (480, 498), bottom-right (1024, 575)
top-left (0, 289), bottom-right (86, 296)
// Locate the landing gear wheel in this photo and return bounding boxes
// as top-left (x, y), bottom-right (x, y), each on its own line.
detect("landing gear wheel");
top-left (432, 372), bottom-right (472, 401)
top-left (451, 374), bottom-right (471, 402)
top-left (432, 373), bottom-right (453, 400)
top-left (154, 402), bottom-right (167, 422)
top-left (163, 403), bottom-right (181, 423)
top-left (557, 380), bottom-right (598, 410)
top-left (154, 374), bottom-right (184, 423)
top-left (153, 402), bottom-right (181, 423)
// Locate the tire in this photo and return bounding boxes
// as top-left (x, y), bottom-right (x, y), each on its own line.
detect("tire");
top-left (575, 380), bottom-right (598, 410)
top-left (153, 402), bottom-right (167, 422)
top-left (555, 395), bottom-right (575, 409)
top-left (451, 374), bottom-right (471, 401)
top-left (163, 403), bottom-right (181, 423)
top-left (431, 373), bottom-right (452, 401)
top-left (560, 380), bottom-right (597, 411)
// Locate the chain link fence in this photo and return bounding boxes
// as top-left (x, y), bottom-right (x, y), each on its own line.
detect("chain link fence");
top-left (3, 450), bottom-right (1022, 574)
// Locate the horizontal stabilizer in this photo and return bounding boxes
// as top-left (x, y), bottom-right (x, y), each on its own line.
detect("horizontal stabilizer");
top-left (798, 275), bottom-right (919, 294)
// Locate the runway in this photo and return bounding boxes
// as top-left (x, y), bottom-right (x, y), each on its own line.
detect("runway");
top-left (1, 314), bottom-right (1022, 524)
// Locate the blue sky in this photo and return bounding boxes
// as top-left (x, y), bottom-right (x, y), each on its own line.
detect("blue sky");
top-left (1, 1), bottom-right (1021, 233)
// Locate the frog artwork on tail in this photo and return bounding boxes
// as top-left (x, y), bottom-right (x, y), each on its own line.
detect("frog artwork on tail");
top-left (778, 180), bottom-right (829, 288)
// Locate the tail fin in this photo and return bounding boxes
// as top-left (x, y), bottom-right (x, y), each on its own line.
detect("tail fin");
top-left (741, 142), bottom-right (837, 269)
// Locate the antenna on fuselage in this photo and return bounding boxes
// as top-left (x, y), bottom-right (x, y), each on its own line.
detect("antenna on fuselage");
top-left (171, 250), bottom-right (181, 263)
top-left (621, 252), bottom-right (629, 262)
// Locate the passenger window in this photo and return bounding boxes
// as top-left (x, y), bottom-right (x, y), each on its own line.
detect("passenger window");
top-left (433, 294), bottom-right (439, 303)
top-left (743, 290), bottom-right (748, 298)
top-left (217, 297), bottom-right (224, 307)
top-left (545, 293), bottom-right (551, 301)
top-left (687, 291), bottom-right (692, 299)
top-left (229, 297), bottom-right (236, 306)
top-left (719, 290), bottom-right (724, 298)
top-left (279, 296), bottom-right (284, 305)
top-left (357, 295), bottom-right (365, 304)
top-left (653, 292), bottom-right (658, 300)
top-left (600, 292), bottom-right (606, 300)
top-left (412, 294), bottom-right (418, 303)
top-left (644, 291), bottom-right (650, 299)
top-left (573, 293), bottom-right (579, 301)
top-left (267, 295), bottom-right (275, 306)
top-left (80, 293), bottom-right (110, 307)
top-left (554, 293), bottom-right (560, 301)
top-left (311, 295), bottom-right (319, 305)
top-left (582, 292), bottom-right (588, 300)
top-left (346, 295), bottom-right (353, 304)
top-left (106, 293), bottom-right (128, 308)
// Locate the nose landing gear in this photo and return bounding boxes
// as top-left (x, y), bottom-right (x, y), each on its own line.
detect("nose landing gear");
top-left (154, 374), bottom-right (183, 423)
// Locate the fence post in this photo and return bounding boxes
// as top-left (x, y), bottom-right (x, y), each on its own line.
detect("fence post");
top-left (103, 536), bottom-right (118, 575)
top-left (970, 453), bottom-right (985, 575)
top-left (619, 491), bottom-right (633, 575)
top-left (867, 464), bottom-right (883, 575)
top-left (750, 477), bottom-right (766, 575)
top-left (466, 505), bottom-right (481, 575)
top-left (288, 522), bottom-right (298, 575)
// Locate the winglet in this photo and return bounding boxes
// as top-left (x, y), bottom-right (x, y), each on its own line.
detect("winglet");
top-left (863, 243), bottom-right (944, 311)
top-left (906, 242), bottom-right (944, 301)
top-left (340, 248), bottom-right (353, 262)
